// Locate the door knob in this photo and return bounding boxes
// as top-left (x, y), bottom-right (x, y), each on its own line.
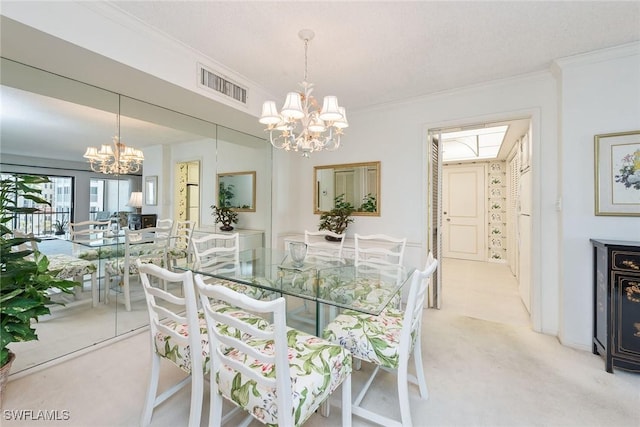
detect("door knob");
top-left (446, 218), bottom-right (450, 222)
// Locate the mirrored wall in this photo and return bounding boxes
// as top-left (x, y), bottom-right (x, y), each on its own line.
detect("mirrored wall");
top-left (0, 58), bottom-right (271, 374)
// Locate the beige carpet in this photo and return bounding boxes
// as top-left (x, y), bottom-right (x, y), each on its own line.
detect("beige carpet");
top-left (3, 258), bottom-right (639, 426)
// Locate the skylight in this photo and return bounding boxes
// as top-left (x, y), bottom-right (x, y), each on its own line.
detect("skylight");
top-left (441, 125), bottom-right (508, 162)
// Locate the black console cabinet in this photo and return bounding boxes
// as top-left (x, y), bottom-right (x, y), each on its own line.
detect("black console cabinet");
top-left (591, 239), bottom-right (640, 373)
top-left (128, 213), bottom-right (157, 230)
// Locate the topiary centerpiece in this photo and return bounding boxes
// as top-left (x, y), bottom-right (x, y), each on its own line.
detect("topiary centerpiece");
top-left (318, 194), bottom-right (355, 241)
top-left (211, 205), bottom-right (238, 231)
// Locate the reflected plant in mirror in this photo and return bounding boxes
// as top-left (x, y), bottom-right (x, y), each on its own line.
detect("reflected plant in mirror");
top-left (314, 161), bottom-right (380, 216)
top-left (217, 171), bottom-right (256, 212)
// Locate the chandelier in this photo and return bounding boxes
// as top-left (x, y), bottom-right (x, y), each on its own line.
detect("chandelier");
top-left (259, 29), bottom-right (348, 157)
top-left (83, 97), bottom-right (144, 174)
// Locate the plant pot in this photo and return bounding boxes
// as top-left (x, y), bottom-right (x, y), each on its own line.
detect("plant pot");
top-left (220, 225), bottom-right (234, 232)
top-left (0, 351), bottom-right (16, 408)
top-left (325, 235), bottom-right (341, 242)
top-left (54, 230), bottom-right (65, 235)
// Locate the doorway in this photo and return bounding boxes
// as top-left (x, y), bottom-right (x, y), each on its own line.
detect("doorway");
top-left (428, 117), bottom-right (532, 320)
top-left (174, 161), bottom-right (200, 226)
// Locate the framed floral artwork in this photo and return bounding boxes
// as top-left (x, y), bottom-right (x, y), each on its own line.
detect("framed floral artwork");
top-left (594, 130), bottom-right (640, 216)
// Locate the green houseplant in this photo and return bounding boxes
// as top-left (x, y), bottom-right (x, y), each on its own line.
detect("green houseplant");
top-left (53, 217), bottom-right (67, 235)
top-left (318, 194), bottom-right (355, 241)
top-left (360, 193), bottom-right (377, 212)
top-left (211, 205), bottom-right (238, 232)
top-left (0, 175), bottom-right (76, 380)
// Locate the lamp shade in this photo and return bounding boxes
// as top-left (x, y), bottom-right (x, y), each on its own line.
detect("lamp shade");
top-left (281, 92), bottom-right (304, 119)
top-left (319, 96), bottom-right (342, 121)
top-left (128, 191), bottom-right (143, 209)
top-left (259, 101), bottom-right (281, 125)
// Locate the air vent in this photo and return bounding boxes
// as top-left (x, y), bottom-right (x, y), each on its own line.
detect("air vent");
top-left (199, 65), bottom-right (247, 104)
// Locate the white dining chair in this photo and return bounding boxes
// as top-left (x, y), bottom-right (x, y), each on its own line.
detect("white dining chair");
top-left (155, 218), bottom-right (173, 238)
top-left (13, 230), bottom-right (99, 306)
top-left (137, 262), bottom-right (205, 427)
top-left (354, 233), bottom-right (407, 267)
top-left (195, 275), bottom-right (353, 426)
top-left (304, 229), bottom-right (346, 261)
top-left (167, 219), bottom-right (196, 268)
top-left (323, 253), bottom-right (438, 427)
top-left (104, 227), bottom-right (169, 311)
top-left (69, 220), bottom-right (111, 243)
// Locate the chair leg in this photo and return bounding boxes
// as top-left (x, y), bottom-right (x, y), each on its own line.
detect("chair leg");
top-left (188, 368), bottom-right (203, 427)
top-left (104, 271), bottom-right (111, 304)
top-left (91, 272), bottom-right (98, 307)
top-left (342, 373), bottom-right (352, 427)
top-left (73, 275), bottom-right (82, 300)
top-left (141, 351), bottom-right (161, 427)
top-left (123, 270), bottom-right (132, 311)
top-left (210, 383), bottom-right (224, 427)
top-left (413, 336), bottom-right (429, 399)
top-left (397, 359), bottom-right (413, 427)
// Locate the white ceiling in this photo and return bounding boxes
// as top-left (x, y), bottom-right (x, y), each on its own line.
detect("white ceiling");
top-left (1, 1), bottom-right (639, 162)
top-left (110, 1), bottom-right (640, 110)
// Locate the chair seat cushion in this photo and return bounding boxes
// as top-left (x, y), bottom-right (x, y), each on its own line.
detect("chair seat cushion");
top-left (326, 277), bottom-right (401, 311)
top-left (154, 304), bottom-right (270, 375)
top-left (218, 328), bottom-right (352, 426)
top-left (202, 277), bottom-right (273, 301)
top-left (105, 256), bottom-right (165, 276)
top-left (167, 247), bottom-right (188, 259)
top-left (47, 254), bottom-right (96, 279)
top-left (323, 307), bottom-right (406, 369)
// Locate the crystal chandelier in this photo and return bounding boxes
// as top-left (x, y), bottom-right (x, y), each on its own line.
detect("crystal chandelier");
top-left (83, 96), bottom-right (144, 174)
top-left (259, 29), bottom-right (348, 157)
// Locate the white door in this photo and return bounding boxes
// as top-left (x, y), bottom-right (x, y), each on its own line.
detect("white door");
top-left (442, 164), bottom-right (486, 261)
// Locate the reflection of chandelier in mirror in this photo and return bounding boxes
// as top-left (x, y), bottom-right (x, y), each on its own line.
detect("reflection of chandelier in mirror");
top-left (259, 29), bottom-right (348, 158)
top-left (83, 96), bottom-right (144, 174)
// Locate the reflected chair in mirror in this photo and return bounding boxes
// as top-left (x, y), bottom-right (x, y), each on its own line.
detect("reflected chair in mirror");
top-left (13, 230), bottom-right (99, 307)
top-left (69, 220), bottom-right (111, 243)
top-left (93, 210), bottom-right (111, 224)
top-left (155, 218), bottom-right (173, 239)
top-left (323, 253), bottom-right (438, 427)
top-left (194, 277), bottom-right (352, 427)
top-left (104, 227), bottom-right (169, 311)
top-left (191, 232), bottom-right (266, 300)
top-left (137, 262), bottom-right (205, 427)
top-left (168, 220), bottom-right (196, 269)
top-left (354, 234), bottom-right (407, 267)
top-left (304, 230), bottom-right (346, 262)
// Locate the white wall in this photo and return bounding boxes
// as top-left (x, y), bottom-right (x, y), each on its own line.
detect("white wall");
top-left (273, 71), bottom-right (560, 336)
top-left (554, 43), bottom-right (640, 349)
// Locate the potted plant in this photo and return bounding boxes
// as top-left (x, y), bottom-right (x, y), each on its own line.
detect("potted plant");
top-left (360, 193), bottom-right (377, 212)
top-left (53, 217), bottom-right (67, 235)
top-left (318, 194), bottom-right (355, 241)
top-left (0, 175), bottom-right (76, 398)
top-left (211, 205), bottom-right (238, 231)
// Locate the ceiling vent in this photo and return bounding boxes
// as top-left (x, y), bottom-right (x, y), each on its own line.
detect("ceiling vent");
top-left (198, 64), bottom-right (247, 105)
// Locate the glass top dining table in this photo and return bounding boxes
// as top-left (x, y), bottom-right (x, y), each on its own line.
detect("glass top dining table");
top-left (179, 248), bottom-right (415, 336)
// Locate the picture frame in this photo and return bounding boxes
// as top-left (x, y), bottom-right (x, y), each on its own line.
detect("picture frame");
top-left (145, 175), bottom-right (158, 206)
top-left (594, 130), bottom-right (640, 216)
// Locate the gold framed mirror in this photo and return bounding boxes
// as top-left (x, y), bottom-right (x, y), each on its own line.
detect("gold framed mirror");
top-left (314, 161), bottom-right (380, 216)
top-left (217, 171), bottom-right (256, 212)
